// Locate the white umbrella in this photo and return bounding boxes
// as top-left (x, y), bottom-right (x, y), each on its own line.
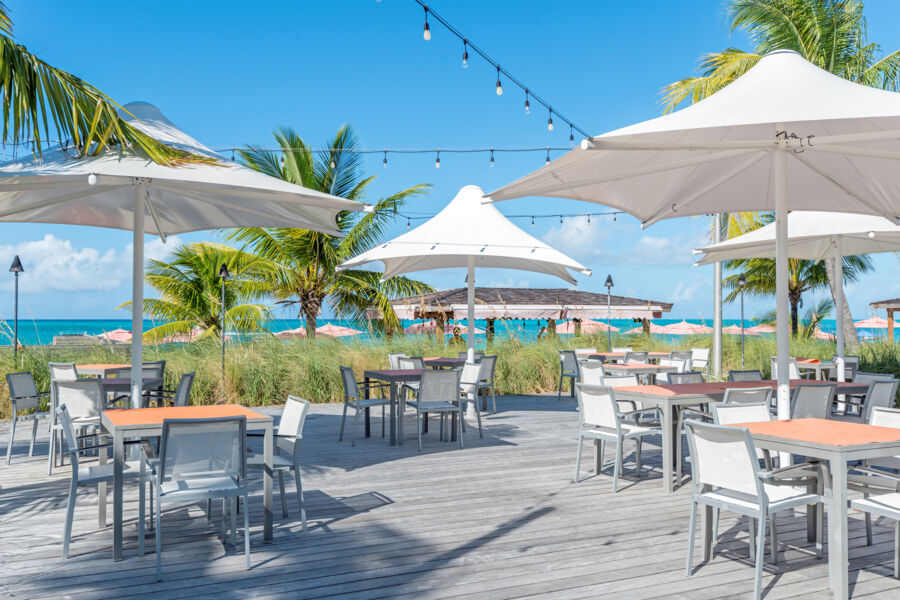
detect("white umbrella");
top-left (490, 49), bottom-right (900, 421)
top-left (0, 102), bottom-right (366, 406)
top-left (339, 184), bottom-right (591, 359)
top-left (694, 211), bottom-right (900, 376)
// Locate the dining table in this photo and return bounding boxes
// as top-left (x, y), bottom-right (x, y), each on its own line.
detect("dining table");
top-left (424, 357), bottom-right (468, 369)
top-left (76, 363), bottom-right (130, 377)
top-left (600, 361), bottom-right (680, 383)
top-left (363, 368), bottom-right (424, 445)
top-left (587, 351), bottom-right (670, 363)
top-left (101, 405), bottom-right (274, 562)
top-left (795, 357), bottom-right (835, 380)
top-left (612, 380), bottom-right (870, 494)
top-left (725, 418), bottom-right (900, 600)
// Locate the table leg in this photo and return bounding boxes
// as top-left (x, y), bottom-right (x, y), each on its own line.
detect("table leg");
top-left (363, 377), bottom-right (371, 438)
top-left (702, 504), bottom-right (713, 561)
top-left (389, 381), bottom-right (397, 446)
top-left (828, 455), bottom-right (849, 599)
top-left (113, 429), bottom-right (124, 561)
top-left (662, 404), bottom-right (675, 494)
top-left (98, 434), bottom-right (107, 527)
top-left (364, 407), bottom-right (371, 438)
top-left (263, 423), bottom-right (273, 543)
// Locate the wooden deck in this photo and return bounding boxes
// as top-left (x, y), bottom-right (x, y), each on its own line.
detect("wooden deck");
top-left (2, 395), bottom-right (900, 599)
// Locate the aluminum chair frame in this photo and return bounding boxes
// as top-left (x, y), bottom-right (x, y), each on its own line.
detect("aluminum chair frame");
top-left (576, 359), bottom-right (606, 387)
top-left (475, 355), bottom-right (498, 413)
top-left (656, 358), bottom-right (688, 384)
top-left (338, 366), bottom-right (390, 446)
top-left (387, 352), bottom-right (408, 370)
top-left (5, 372), bottom-right (50, 463)
top-left (722, 386), bottom-right (773, 406)
top-left (668, 372), bottom-right (705, 385)
top-left (49, 379), bottom-right (104, 475)
top-left (790, 382), bottom-right (836, 419)
top-left (624, 351), bottom-right (649, 364)
top-left (458, 351), bottom-right (484, 361)
top-left (690, 348), bottom-right (710, 377)
top-left (408, 369), bottom-right (463, 451)
top-left (458, 362), bottom-right (485, 439)
top-left (143, 372), bottom-right (196, 407)
top-left (729, 369), bottom-right (764, 382)
top-left (557, 350), bottom-right (578, 399)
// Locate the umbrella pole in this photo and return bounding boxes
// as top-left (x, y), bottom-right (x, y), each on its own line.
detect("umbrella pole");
top-left (774, 147), bottom-right (790, 421)
top-left (467, 257), bottom-right (475, 361)
top-left (834, 238), bottom-right (845, 386)
top-left (131, 183), bottom-right (145, 410)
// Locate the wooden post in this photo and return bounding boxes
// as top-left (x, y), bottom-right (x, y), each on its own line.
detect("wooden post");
top-left (889, 309), bottom-right (895, 344)
top-left (574, 318), bottom-right (582, 336)
top-left (486, 318), bottom-right (495, 344)
top-left (435, 313), bottom-right (446, 346)
top-left (547, 319), bottom-right (557, 338)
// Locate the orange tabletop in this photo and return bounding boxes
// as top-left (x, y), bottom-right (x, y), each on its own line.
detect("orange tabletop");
top-left (104, 404), bottom-right (268, 428)
top-left (796, 357), bottom-right (821, 364)
top-left (615, 379), bottom-right (864, 397)
top-left (77, 363), bottom-right (129, 374)
top-left (735, 418), bottom-right (900, 447)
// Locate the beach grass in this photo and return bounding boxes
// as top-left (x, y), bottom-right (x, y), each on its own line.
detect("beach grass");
top-left (1, 332), bottom-right (898, 420)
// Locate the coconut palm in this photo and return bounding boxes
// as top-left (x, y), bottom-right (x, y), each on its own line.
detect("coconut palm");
top-left (0, 2), bottom-right (198, 164)
top-left (664, 0), bottom-right (900, 346)
top-left (230, 125), bottom-right (433, 338)
top-left (120, 242), bottom-right (273, 342)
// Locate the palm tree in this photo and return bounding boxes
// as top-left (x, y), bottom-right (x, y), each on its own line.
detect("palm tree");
top-left (663, 0), bottom-right (900, 347)
top-left (120, 243), bottom-right (273, 342)
top-left (723, 213), bottom-right (872, 334)
top-left (0, 3), bottom-right (200, 164)
top-left (230, 125), bottom-right (433, 338)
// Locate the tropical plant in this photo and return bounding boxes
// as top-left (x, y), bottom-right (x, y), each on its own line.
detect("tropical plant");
top-left (0, 3), bottom-right (203, 165)
top-left (120, 242), bottom-right (273, 342)
top-left (664, 0), bottom-right (900, 346)
top-left (757, 297), bottom-right (835, 340)
top-left (230, 125), bottom-right (434, 338)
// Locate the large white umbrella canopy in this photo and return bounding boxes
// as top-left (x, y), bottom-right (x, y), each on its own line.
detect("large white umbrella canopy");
top-left (0, 102), bottom-right (366, 406)
top-left (340, 184), bottom-right (591, 356)
top-left (695, 211), bottom-right (900, 363)
top-left (490, 49), bottom-right (900, 421)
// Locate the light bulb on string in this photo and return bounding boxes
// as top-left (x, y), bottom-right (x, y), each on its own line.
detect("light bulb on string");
top-left (280, 154), bottom-right (285, 167)
top-left (531, 216), bottom-right (535, 227)
top-left (545, 148), bottom-right (551, 166)
top-left (524, 91), bottom-right (530, 114)
top-left (490, 149), bottom-right (494, 167)
top-left (569, 125), bottom-right (575, 145)
top-left (383, 151), bottom-right (388, 168)
top-left (330, 157), bottom-right (336, 169)
top-left (231, 149), bottom-right (235, 161)
top-left (407, 217), bottom-right (411, 229)
top-left (559, 215), bottom-right (563, 224)
top-left (462, 41), bottom-right (468, 68)
top-left (495, 67), bottom-right (503, 95)
top-left (435, 151), bottom-right (440, 169)
top-left (423, 8), bottom-right (431, 40)
top-left (587, 214), bottom-right (591, 224)
top-left (547, 110), bottom-right (554, 131)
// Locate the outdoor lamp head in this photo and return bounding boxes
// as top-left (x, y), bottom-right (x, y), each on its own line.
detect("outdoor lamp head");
top-left (604, 275), bottom-right (613, 289)
top-left (218, 263), bottom-right (231, 280)
top-left (738, 273), bottom-right (747, 287)
top-left (9, 255), bottom-right (23, 273)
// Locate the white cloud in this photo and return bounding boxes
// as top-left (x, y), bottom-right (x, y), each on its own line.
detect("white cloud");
top-left (671, 276), bottom-right (709, 302)
top-left (484, 276), bottom-right (531, 288)
top-left (0, 234), bottom-right (182, 293)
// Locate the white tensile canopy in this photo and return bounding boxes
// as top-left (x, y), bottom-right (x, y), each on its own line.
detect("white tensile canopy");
top-left (490, 49), bottom-right (900, 427)
top-left (340, 184), bottom-right (591, 357)
top-left (694, 211), bottom-right (900, 360)
top-left (0, 102), bottom-right (366, 407)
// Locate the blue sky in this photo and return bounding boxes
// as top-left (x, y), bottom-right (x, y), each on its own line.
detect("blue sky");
top-left (4, 0), bottom-right (900, 322)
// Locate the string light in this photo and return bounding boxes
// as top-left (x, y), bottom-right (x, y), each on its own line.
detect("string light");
top-left (407, 217), bottom-right (411, 229)
top-left (435, 151), bottom-right (440, 168)
top-left (231, 149), bottom-right (235, 161)
top-left (495, 67), bottom-right (503, 96)
top-left (423, 6), bottom-right (431, 40)
top-left (398, 208), bottom-right (625, 226)
top-left (280, 154), bottom-right (285, 167)
top-left (330, 157), bottom-right (336, 169)
top-left (383, 151), bottom-right (388, 168)
top-left (524, 91), bottom-right (530, 114)
top-left (531, 216), bottom-right (535, 227)
top-left (569, 125), bottom-right (574, 144)
top-left (587, 214), bottom-right (591, 224)
top-left (559, 215), bottom-right (563, 224)
top-left (545, 148), bottom-right (551, 166)
top-left (489, 149), bottom-right (494, 167)
top-left (547, 110), bottom-right (554, 131)
top-left (461, 40), bottom-right (468, 68)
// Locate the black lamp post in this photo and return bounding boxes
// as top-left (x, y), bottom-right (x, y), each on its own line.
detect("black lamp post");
top-left (738, 272), bottom-right (747, 368)
top-left (604, 275), bottom-right (614, 352)
top-left (218, 263), bottom-right (231, 400)
top-left (9, 256), bottom-right (23, 368)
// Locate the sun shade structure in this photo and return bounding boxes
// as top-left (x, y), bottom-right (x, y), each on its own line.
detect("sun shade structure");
top-left (869, 298), bottom-right (900, 339)
top-left (661, 320), bottom-right (713, 335)
top-left (315, 323), bottom-right (363, 337)
top-left (556, 319), bottom-right (618, 334)
top-left (95, 328), bottom-right (132, 343)
top-left (489, 49), bottom-right (900, 435)
top-left (722, 324), bottom-right (759, 336)
top-left (854, 316), bottom-right (889, 328)
top-left (0, 102), bottom-right (366, 408)
top-left (340, 185), bottom-right (591, 357)
top-left (694, 211), bottom-right (900, 374)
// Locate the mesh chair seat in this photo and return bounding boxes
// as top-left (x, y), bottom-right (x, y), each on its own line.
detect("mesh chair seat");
top-left (701, 485), bottom-right (818, 513)
top-left (409, 400), bottom-right (457, 412)
top-left (583, 422), bottom-right (660, 439)
top-left (159, 476), bottom-right (242, 500)
top-left (77, 460), bottom-right (144, 486)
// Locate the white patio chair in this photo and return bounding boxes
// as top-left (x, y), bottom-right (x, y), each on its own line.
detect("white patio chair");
top-left (151, 416), bottom-right (250, 580)
top-left (144, 372), bottom-right (195, 407)
top-left (247, 396), bottom-right (309, 529)
top-left (573, 383), bottom-right (662, 491)
top-left (458, 351), bottom-right (484, 361)
top-left (557, 350), bottom-right (578, 399)
top-left (770, 356), bottom-right (802, 380)
top-left (683, 420), bottom-right (823, 600)
top-left (722, 386), bottom-right (772, 406)
top-left (848, 407), bottom-right (900, 548)
top-left (831, 354), bottom-right (860, 380)
top-left (790, 383), bottom-right (835, 419)
top-left (574, 347), bottom-right (597, 356)
top-left (599, 374), bottom-right (643, 414)
top-left (408, 369), bottom-right (463, 451)
top-left (690, 348), bottom-right (710, 377)
top-left (57, 405), bottom-right (150, 559)
top-left (853, 380), bottom-right (900, 423)
top-left (477, 355), bottom-right (498, 413)
top-left (457, 361), bottom-right (485, 438)
top-left (338, 366), bottom-right (390, 446)
top-left (5, 372), bottom-right (50, 463)
top-left (388, 352), bottom-right (408, 370)
top-left (670, 350), bottom-right (693, 361)
top-left (49, 379), bottom-right (104, 475)
top-left (849, 474), bottom-right (900, 579)
top-left (729, 369), bottom-right (764, 382)
top-left (576, 359), bottom-right (606, 386)
top-left (668, 372), bottom-right (705, 385)
top-left (611, 347), bottom-right (632, 354)
top-left (624, 351), bottom-right (648, 364)
top-left (656, 358), bottom-right (688, 384)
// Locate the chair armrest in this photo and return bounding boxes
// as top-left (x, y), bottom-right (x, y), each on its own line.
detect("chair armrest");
top-left (850, 466), bottom-right (900, 484)
top-left (620, 407), bottom-right (662, 419)
top-left (759, 461), bottom-right (820, 481)
top-left (680, 408), bottom-right (712, 421)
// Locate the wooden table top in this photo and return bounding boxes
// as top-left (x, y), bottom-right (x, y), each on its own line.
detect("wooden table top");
top-left (424, 357), bottom-right (468, 366)
top-left (736, 418), bottom-right (900, 448)
top-left (103, 404), bottom-right (269, 428)
top-left (364, 369), bottom-right (425, 382)
top-left (77, 363), bottom-right (129, 372)
top-left (615, 379), bottom-right (864, 398)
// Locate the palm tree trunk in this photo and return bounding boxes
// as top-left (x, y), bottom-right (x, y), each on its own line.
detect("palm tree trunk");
top-left (300, 295), bottom-right (322, 339)
top-left (824, 257), bottom-right (860, 349)
top-left (790, 297), bottom-right (799, 336)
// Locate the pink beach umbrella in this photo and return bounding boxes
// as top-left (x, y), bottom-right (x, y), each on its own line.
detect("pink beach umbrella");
top-left (274, 326), bottom-right (307, 339)
top-left (722, 324), bottom-right (759, 336)
top-left (661, 320), bottom-right (713, 335)
top-left (315, 323), bottom-right (363, 337)
top-left (159, 326), bottom-right (206, 343)
top-left (624, 321), bottom-right (668, 334)
top-left (404, 320), bottom-right (484, 335)
top-left (748, 324), bottom-right (777, 334)
top-left (557, 319), bottom-right (619, 334)
top-left (854, 316), bottom-right (889, 329)
top-left (813, 328), bottom-right (836, 341)
top-left (96, 328), bottom-right (132, 343)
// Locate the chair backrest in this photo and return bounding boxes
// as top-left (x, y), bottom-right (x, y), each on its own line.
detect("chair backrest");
top-left (158, 417), bottom-right (246, 485)
top-left (111, 366), bottom-right (159, 380)
top-left (722, 386), bottom-right (772, 406)
top-left (174, 372), bottom-right (196, 407)
top-left (770, 356), bottom-right (800, 380)
top-left (55, 379), bottom-right (103, 420)
top-left (712, 402), bottom-right (772, 426)
top-left (656, 358), bottom-right (688, 383)
top-left (6, 372), bottom-right (40, 411)
top-left (624, 351), bottom-right (648, 364)
top-left (418, 370), bottom-right (461, 404)
top-left (388, 352), bottom-right (407, 370)
top-left (479, 355), bottom-right (497, 382)
top-left (459, 361), bottom-right (485, 396)
top-left (143, 360), bottom-right (166, 379)
top-left (600, 374), bottom-right (639, 388)
top-left (684, 420), bottom-right (762, 496)
top-left (860, 380), bottom-right (899, 422)
top-left (398, 357), bottom-right (425, 370)
top-left (870, 406), bottom-right (900, 428)
top-left (276, 396), bottom-right (310, 439)
top-left (574, 347), bottom-right (597, 356)
top-left (833, 354), bottom-right (860, 378)
top-left (49, 362), bottom-right (78, 381)
top-left (558, 350), bottom-right (578, 372)
top-left (577, 360), bottom-right (606, 386)
top-left (790, 383), bottom-right (835, 419)
top-left (55, 405), bottom-right (82, 470)
top-left (729, 369), bottom-right (763, 382)
top-left (611, 347), bottom-right (632, 354)
top-left (458, 351), bottom-right (484, 361)
top-left (669, 350), bottom-right (693, 361)
top-left (668, 371), bottom-right (704, 385)
top-left (854, 371), bottom-right (896, 384)
top-left (339, 366), bottom-right (359, 401)
top-left (575, 384), bottom-right (619, 430)
top-left (691, 348), bottom-right (710, 370)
